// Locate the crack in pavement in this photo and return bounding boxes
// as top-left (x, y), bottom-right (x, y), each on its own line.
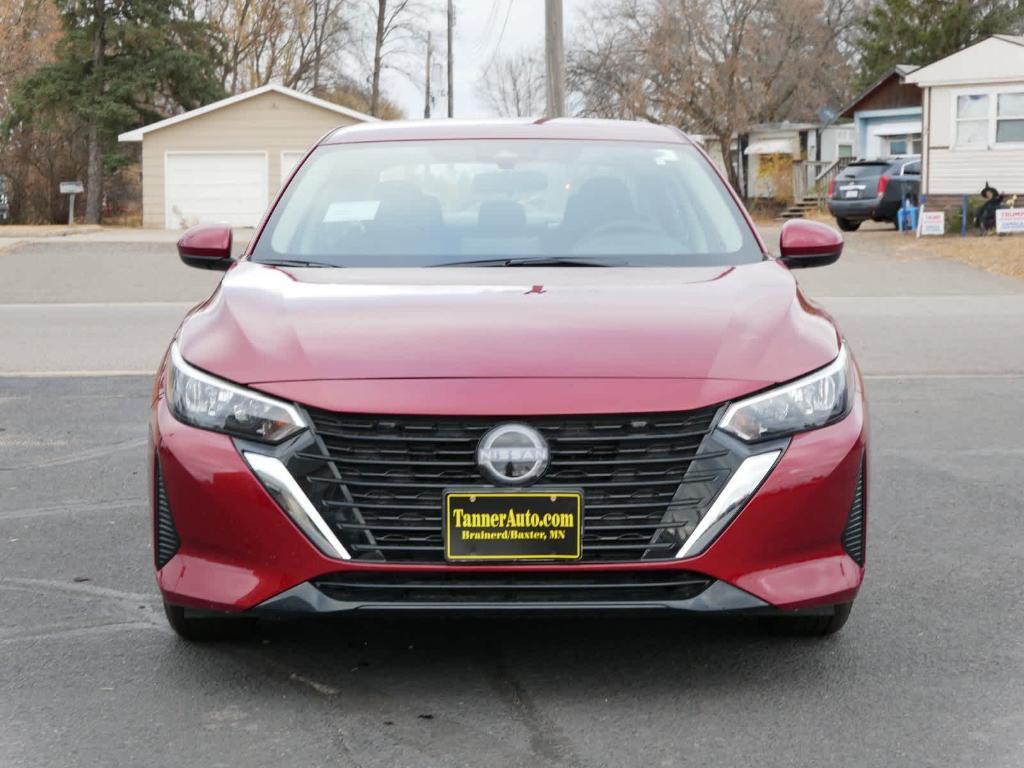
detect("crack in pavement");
top-left (0, 619), bottom-right (162, 644)
top-left (0, 578), bottom-right (165, 647)
top-left (480, 639), bottom-right (589, 768)
top-left (0, 577), bottom-right (159, 603)
top-left (0, 497), bottom-right (145, 520)
top-left (0, 437), bottom-right (147, 471)
top-left (230, 643), bottom-right (575, 768)
top-left (0, 578), bottom-right (166, 644)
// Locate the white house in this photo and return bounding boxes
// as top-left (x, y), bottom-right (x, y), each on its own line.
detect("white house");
top-left (741, 122), bottom-right (856, 199)
top-left (905, 35), bottom-right (1024, 203)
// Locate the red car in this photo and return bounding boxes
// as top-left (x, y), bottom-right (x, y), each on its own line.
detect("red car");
top-left (152, 119), bottom-right (866, 640)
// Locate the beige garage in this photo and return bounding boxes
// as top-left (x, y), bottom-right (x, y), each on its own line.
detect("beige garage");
top-left (118, 84), bottom-right (374, 229)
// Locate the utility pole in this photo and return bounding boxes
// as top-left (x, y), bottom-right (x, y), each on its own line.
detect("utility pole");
top-left (446, 0), bottom-right (454, 118)
top-left (544, 0), bottom-right (566, 117)
top-left (424, 31), bottom-right (432, 118)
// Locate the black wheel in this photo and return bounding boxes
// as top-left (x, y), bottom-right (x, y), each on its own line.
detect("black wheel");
top-left (760, 602), bottom-right (853, 637)
top-left (163, 601), bottom-right (254, 642)
top-left (834, 218), bottom-right (860, 232)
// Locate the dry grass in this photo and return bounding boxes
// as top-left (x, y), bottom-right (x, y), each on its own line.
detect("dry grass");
top-left (0, 224), bottom-right (103, 238)
top-left (910, 235), bottom-right (1024, 279)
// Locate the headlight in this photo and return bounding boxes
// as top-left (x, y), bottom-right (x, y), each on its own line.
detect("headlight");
top-left (719, 345), bottom-right (852, 442)
top-left (166, 342), bottom-right (306, 443)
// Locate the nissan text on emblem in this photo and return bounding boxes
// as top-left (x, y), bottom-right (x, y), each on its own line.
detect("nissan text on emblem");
top-left (477, 423), bottom-right (550, 485)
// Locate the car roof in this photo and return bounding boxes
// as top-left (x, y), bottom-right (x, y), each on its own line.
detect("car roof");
top-left (321, 117), bottom-right (692, 146)
top-left (849, 156), bottom-right (920, 166)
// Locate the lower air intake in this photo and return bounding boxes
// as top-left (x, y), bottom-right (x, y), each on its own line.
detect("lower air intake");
top-left (154, 461), bottom-right (180, 569)
top-left (842, 460), bottom-right (866, 565)
top-left (312, 570), bottom-right (713, 604)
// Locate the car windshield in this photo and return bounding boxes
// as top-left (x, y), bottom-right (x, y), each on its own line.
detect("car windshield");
top-left (251, 139), bottom-right (763, 268)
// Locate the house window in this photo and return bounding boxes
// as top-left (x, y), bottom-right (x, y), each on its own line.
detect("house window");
top-left (956, 94), bottom-right (989, 147)
top-left (997, 92), bottom-right (1024, 143)
top-left (885, 134), bottom-right (920, 156)
top-left (837, 144), bottom-right (853, 159)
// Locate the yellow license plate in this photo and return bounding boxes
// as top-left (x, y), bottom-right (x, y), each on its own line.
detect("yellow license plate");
top-left (443, 490), bottom-right (582, 562)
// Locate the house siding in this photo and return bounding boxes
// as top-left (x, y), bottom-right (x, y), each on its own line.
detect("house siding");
top-left (140, 92), bottom-right (360, 227)
top-left (927, 148), bottom-right (1024, 195)
top-left (928, 87), bottom-right (953, 147)
top-left (818, 125), bottom-right (856, 162)
top-left (842, 73), bottom-right (921, 115)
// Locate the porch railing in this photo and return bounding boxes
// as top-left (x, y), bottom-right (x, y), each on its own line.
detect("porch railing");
top-left (792, 158), bottom-right (855, 202)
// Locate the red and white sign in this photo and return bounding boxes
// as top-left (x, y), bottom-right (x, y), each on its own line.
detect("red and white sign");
top-left (918, 210), bottom-right (945, 236)
top-left (996, 208), bottom-right (1024, 234)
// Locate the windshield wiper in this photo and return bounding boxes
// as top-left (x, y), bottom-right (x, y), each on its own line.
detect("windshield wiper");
top-left (427, 256), bottom-right (625, 267)
top-left (256, 258), bottom-right (339, 268)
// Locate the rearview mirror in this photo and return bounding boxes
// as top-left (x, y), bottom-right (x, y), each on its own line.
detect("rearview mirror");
top-left (177, 224), bottom-right (233, 270)
top-left (778, 219), bottom-right (843, 268)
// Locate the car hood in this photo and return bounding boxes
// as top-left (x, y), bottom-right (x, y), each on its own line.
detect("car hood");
top-left (178, 261), bottom-right (838, 400)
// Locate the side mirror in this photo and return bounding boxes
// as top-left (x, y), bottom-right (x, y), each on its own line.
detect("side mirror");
top-left (177, 224), bottom-right (233, 270)
top-left (778, 219), bottom-right (843, 268)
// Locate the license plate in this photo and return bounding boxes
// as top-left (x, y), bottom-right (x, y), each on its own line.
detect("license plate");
top-left (845, 189), bottom-right (859, 198)
top-left (443, 489), bottom-right (582, 562)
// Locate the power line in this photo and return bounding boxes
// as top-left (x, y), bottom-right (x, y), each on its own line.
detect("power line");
top-left (493, 0), bottom-right (515, 56)
top-left (472, 0), bottom-right (503, 58)
top-left (480, 0), bottom-right (515, 79)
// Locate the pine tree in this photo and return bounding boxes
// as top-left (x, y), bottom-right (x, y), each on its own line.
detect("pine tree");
top-left (857, 0), bottom-right (1024, 88)
top-left (3, 0), bottom-right (224, 223)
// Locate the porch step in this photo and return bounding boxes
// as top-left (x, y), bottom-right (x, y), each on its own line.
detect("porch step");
top-left (777, 196), bottom-right (821, 220)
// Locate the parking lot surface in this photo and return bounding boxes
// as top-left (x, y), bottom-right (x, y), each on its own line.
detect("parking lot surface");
top-left (2, 223), bottom-right (1023, 767)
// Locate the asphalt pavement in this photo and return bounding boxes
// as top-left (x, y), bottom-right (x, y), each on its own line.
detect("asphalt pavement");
top-left (1, 223), bottom-right (1023, 767)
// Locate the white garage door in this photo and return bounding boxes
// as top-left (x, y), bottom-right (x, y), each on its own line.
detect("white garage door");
top-left (165, 152), bottom-right (268, 229)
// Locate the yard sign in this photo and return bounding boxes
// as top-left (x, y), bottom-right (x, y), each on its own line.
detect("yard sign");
top-left (918, 210), bottom-right (945, 237)
top-left (995, 208), bottom-right (1024, 234)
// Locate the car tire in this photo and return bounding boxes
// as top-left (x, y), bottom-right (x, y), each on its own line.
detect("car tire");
top-left (163, 601), bottom-right (254, 642)
top-left (760, 602), bottom-right (853, 637)
top-left (835, 218), bottom-right (860, 232)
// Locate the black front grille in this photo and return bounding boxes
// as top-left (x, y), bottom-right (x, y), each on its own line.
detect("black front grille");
top-left (312, 570), bottom-right (713, 604)
top-left (842, 460), bottom-right (866, 565)
top-left (154, 461), bottom-right (180, 569)
top-left (293, 407), bottom-right (730, 564)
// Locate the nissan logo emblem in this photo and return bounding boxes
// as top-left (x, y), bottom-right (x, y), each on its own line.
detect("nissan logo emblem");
top-left (477, 423), bottom-right (549, 485)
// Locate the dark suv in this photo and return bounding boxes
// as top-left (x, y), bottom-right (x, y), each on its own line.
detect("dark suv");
top-left (827, 157), bottom-right (920, 231)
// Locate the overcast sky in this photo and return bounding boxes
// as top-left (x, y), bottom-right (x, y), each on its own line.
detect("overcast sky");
top-left (384, 0), bottom-right (589, 119)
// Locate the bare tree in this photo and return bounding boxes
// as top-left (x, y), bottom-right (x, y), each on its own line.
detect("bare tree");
top-left (365, 0), bottom-right (424, 117)
top-left (192, 0), bottom-right (357, 94)
top-left (570, 0), bottom-right (858, 192)
top-left (289, 0), bottom-right (354, 91)
top-left (478, 49), bottom-right (544, 117)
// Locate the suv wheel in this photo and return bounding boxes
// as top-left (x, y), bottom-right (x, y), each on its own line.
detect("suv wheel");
top-left (835, 218), bottom-right (860, 232)
top-left (760, 602), bottom-right (853, 637)
top-left (163, 601), bottom-right (254, 642)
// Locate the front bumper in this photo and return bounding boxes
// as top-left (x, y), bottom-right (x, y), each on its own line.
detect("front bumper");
top-left (151, 384), bottom-right (867, 616)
